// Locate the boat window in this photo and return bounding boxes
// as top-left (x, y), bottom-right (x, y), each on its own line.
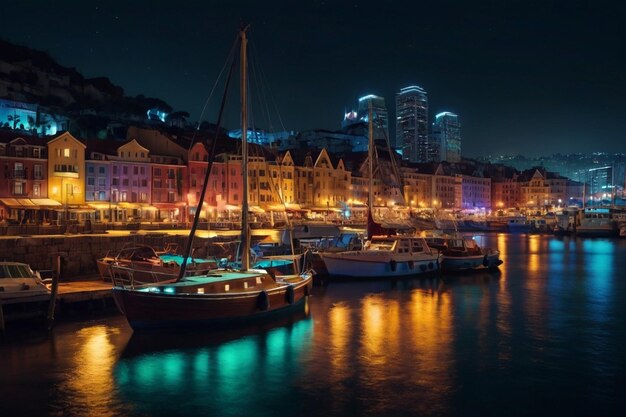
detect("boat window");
top-left (0, 264), bottom-right (33, 278)
top-left (449, 239), bottom-right (464, 249)
top-left (369, 239), bottom-right (395, 251)
top-left (412, 240), bottom-right (425, 252)
top-left (397, 240), bottom-right (410, 253)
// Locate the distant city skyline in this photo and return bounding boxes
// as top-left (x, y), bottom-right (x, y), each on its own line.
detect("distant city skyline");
top-left (1, 1), bottom-right (625, 157)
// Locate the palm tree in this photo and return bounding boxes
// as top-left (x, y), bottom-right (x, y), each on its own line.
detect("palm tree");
top-left (7, 112), bottom-right (21, 129)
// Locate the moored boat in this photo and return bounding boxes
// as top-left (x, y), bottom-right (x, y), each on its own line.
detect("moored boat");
top-left (316, 102), bottom-right (439, 279)
top-left (318, 234), bottom-right (440, 278)
top-left (576, 207), bottom-right (618, 237)
top-left (422, 232), bottom-right (502, 272)
top-left (97, 244), bottom-right (217, 283)
top-left (111, 27), bottom-right (312, 331)
top-left (0, 262), bottom-right (50, 301)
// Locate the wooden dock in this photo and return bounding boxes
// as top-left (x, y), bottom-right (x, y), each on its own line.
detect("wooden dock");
top-left (1, 278), bottom-right (114, 332)
top-left (56, 279), bottom-right (113, 302)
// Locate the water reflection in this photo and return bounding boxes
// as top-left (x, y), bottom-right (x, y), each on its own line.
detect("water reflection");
top-left (114, 314), bottom-right (314, 417)
top-left (3, 234), bottom-right (626, 417)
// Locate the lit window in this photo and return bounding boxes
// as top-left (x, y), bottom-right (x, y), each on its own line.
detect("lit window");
top-left (63, 148), bottom-right (70, 157)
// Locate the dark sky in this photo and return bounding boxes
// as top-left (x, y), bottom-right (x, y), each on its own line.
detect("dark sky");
top-left (1, 0), bottom-right (625, 157)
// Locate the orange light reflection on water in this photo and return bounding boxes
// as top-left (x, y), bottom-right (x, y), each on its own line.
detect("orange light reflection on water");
top-left (61, 325), bottom-right (123, 417)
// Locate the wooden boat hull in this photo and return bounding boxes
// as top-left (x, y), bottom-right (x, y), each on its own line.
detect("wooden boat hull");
top-left (112, 278), bottom-right (312, 330)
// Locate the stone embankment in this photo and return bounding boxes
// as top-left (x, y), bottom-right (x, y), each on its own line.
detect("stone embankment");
top-left (2, 234), bottom-right (205, 278)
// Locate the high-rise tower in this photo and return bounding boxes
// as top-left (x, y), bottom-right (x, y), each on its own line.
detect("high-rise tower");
top-left (357, 94), bottom-right (389, 141)
top-left (395, 86), bottom-right (428, 162)
top-left (432, 112), bottom-right (461, 162)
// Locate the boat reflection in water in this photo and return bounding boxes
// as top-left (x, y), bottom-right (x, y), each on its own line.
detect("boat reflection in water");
top-left (114, 306), bottom-right (313, 417)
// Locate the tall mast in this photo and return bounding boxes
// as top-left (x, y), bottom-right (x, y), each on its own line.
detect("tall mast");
top-left (367, 102), bottom-right (374, 239)
top-left (240, 26), bottom-right (250, 271)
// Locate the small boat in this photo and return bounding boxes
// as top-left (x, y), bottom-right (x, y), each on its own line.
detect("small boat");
top-left (97, 244), bottom-right (217, 283)
top-left (506, 217), bottom-right (532, 233)
top-left (0, 262), bottom-right (50, 301)
top-left (0, 262), bottom-right (51, 327)
top-left (318, 234), bottom-right (440, 278)
top-left (576, 207), bottom-right (618, 237)
top-left (422, 232), bottom-right (502, 272)
top-left (111, 27), bottom-right (312, 331)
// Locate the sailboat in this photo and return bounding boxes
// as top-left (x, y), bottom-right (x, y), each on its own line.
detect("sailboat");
top-left (317, 104), bottom-right (441, 279)
top-left (111, 27), bottom-right (313, 330)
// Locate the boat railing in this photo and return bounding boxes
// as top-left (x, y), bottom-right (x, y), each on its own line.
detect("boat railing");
top-left (110, 264), bottom-right (178, 289)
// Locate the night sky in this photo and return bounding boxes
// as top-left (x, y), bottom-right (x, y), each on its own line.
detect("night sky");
top-left (1, 0), bottom-right (625, 157)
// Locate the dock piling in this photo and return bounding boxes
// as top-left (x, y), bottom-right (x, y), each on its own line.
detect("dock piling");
top-left (46, 255), bottom-right (61, 330)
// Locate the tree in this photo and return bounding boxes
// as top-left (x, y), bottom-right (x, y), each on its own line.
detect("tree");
top-left (7, 112), bottom-right (20, 129)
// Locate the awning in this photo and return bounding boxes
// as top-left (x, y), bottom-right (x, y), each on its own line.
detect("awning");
top-left (249, 206), bottom-right (265, 213)
top-left (0, 198), bottom-right (22, 208)
top-left (17, 199), bottom-right (36, 207)
top-left (54, 205), bottom-right (95, 213)
top-left (87, 202), bottom-right (116, 210)
top-left (225, 204), bottom-right (240, 211)
top-left (30, 198), bottom-right (62, 207)
top-left (152, 203), bottom-right (180, 210)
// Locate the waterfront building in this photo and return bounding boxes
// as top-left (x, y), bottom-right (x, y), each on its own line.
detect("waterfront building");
top-left (127, 127), bottom-right (189, 222)
top-left (492, 176), bottom-right (521, 210)
top-left (518, 168), bottom-right (568, 210)
top-left (410, 163), bottom-right (457, 209)
top-left (109, 139), bottom-right (153, 222)
top-left (455, 174), bottom-right (491, 210)
top-left (268, 151), bottom-right (296, 206)
top-left (399, 166), bottom-right (429, 209)
top-left (0, 131), bottom-right (57, 223)
top-left (47, 132), bottom-right (89, 222)
top-left (293, 149), bottom-right (350, 211)
top-left (187, 141), bottom-right (214, 220)
top-left (432, 112), bottom-right (461, 163)
top-left (84, 139), bottom-right (114, 222)
top-left (396, 86), bottom-right (428, 163)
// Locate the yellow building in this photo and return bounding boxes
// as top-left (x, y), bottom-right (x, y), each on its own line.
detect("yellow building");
top-left (47, 132), bottom-right (87, 222)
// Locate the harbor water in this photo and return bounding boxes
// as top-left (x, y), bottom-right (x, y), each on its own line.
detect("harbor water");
top-left (1, 233), bottom-right (625, 417)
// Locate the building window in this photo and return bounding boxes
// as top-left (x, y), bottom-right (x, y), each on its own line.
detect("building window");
top-left (98, 191), bottom-right (106, 200)
top-left (13, 182), bottom-right (25, 195)
top-left (87, 177), bottom-right (95, 186)
top-left (63, 148), bottom-right (70, 158)
top-left (98, 178), bottom-right (106, 187)
top-left (33, 184), bottom-right (40, 197)
top-left (88, 166), bottom-right (94, 173)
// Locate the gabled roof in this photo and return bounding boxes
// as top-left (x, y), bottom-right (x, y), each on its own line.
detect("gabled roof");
top-left (46, 131), bottom-right (86, 148)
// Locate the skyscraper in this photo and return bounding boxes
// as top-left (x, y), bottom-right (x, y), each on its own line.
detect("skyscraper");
top-left (395, 86), bottom-right (428, 162)
top-left (432, 111), bottom-right (461, 162)
top-left (357, 94), bottom-right (389, 141)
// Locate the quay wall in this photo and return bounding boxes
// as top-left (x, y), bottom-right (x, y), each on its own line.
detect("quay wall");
top-left (0, 234), bottom-right (203, 278)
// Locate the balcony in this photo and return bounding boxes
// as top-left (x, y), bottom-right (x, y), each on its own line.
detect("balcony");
top-left (53, 164), bottom-right (79, 178)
